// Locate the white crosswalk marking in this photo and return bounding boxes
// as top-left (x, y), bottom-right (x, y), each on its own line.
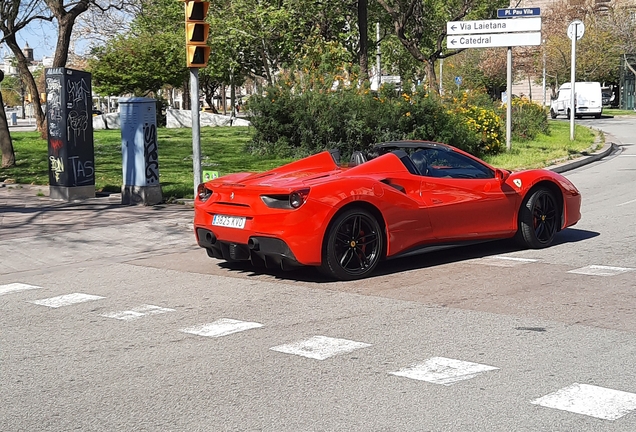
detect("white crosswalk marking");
top-left (28, 293), bottom-right (105, 308)
top-left (390, 357), bottom-right (499, 385)
top-left (471, 256), bottom-right (539, 267)
top-left (270, 336), bottom-right (372, 360)
top-left (101, 304), bottom-right (176, 321)
top-left (0, 283), bottom-right (42, 296)
top-left (531, 383), bottom-right (636, 420)
top-left (180, 318), bottom-right (263, 338)
top-left (568, 265), bottom-right (634, 276)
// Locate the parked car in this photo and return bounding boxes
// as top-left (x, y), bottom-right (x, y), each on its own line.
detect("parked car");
top-left (550, 82), bottom-right (603, 119)
top-left (193, 140), bottom-right (582, 280)
top-left (601, 89), bottom-right (615, 107)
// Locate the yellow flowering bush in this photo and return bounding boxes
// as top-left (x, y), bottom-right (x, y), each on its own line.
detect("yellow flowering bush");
top-left (448, 93), bottom-right (504, 155)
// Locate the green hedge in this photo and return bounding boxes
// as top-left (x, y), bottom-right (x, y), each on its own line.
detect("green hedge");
top-left (245, 80), bottom-right (547, 159)
top-left (246, 83), bottom-right (506, 159)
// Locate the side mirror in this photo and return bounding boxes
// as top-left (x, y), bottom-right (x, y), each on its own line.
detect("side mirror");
top-left (495, 168), bottom-right (510, 182)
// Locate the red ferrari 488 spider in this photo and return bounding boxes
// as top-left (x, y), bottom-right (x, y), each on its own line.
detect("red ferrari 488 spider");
top-left (194, 141), bottom-right (581, 280)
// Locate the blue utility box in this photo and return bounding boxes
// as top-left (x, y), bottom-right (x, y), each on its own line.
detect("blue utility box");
top-left (120, 97), bottom-right (162, 205)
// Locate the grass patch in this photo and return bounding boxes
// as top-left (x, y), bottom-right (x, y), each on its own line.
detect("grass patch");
top-left (1, 127), bottom-right (293, 199)
top-left (482, 121), bottom-right (599, 171)
top-left (2, 121), bottom-right (598, 199)
top-left (602, 108), bottom-right (636, 116)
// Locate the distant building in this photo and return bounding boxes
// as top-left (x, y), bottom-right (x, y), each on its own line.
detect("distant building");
top-left (0, 42), bottom-right (52, 76)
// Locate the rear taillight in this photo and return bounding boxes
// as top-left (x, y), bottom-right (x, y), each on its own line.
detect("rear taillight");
top-left (289, 188), bottom-right (310, 209)
top-left (197, 183), bottom-right (213, 202)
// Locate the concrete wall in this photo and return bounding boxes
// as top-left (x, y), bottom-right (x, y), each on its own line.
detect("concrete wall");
top-left (166, 109), bottom-right (250, 128)
top-left (93, 113), bottom-right (121, 130)
top-left (93, 110), bottom-right (251, 130)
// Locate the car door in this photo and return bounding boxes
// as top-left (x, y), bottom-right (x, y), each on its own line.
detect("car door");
top-left (418, 149), bottom-right (518, 240)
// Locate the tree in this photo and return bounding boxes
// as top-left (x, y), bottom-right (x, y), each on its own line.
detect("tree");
top-left (542, 1), bottom-right (622, 90)
top-left (0, 70), bottom-right (16, 168)
top-left (358, 0), bottom-right (369, 81)
top-left (89, 33), bottom-right (187, 96)
top-left (0, 74), bottom-right (22, 107)
top-left (0, 0), bottom-right (52, 135)
top-left (376, 0), bottom-right (508, 94)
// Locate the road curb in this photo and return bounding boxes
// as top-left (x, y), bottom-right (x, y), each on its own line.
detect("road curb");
top-left (547, 134), bottom-right (620, 174)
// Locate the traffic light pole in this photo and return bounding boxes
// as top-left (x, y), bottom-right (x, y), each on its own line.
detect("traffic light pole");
top-left (191, 67), bottom-right (202, 198)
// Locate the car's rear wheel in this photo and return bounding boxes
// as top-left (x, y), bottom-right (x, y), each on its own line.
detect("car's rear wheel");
top-left (320, 208), bottom-right (383, 280)
top-left (517, 188), bottom-right (559, 248)
top-left (550, 108), bottom-right (557, 119)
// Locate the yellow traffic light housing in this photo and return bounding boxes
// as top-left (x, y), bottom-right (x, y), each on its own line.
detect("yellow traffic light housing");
top-left (185, 0), bottom-right (210, 68)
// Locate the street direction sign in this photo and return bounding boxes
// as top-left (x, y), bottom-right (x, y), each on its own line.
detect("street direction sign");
top-left (567, 19), bottom-right (585, 40)
top-left (455, 76), bottom-right (463, 86)
top-left (447, 17), bottom-right (541, 35)
top-left (498, 7), bottom-right (540, 18)
top-left (446, 32), bottom-right (542, 49)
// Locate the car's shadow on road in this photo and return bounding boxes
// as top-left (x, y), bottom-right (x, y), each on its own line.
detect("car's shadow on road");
top-left (218, 228), bottom-right (600, 283)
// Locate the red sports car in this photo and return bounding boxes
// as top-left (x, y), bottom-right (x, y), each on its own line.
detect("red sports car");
top-left (193, 141), bottom-right (581, 280)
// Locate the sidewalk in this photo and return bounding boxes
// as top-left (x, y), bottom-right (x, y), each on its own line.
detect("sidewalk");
top-left (7, 117), bottom-right (38, 132)
top-left (0, 184), bottom-right (193, 241)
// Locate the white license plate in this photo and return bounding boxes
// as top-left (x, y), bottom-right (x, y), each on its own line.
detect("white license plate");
top-left (212, 214), bottom-right (246, 229)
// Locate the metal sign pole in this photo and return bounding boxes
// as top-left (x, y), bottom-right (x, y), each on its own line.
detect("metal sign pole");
top-left (506, 46), bottom-right (512, 151)
top-left (569, 24), bottom-right (577, 141)
top-left (191, 67), bottom-right (201, 198)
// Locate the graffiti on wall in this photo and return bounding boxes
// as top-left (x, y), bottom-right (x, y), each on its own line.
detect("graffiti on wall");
top-left (143, 122), bottom-right (159, 184)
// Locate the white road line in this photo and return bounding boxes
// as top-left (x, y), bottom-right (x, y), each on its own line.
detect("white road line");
top-left (494, 256), bottom-right (539, 263)
top-left (568, 265), bottom-right (634, 277)
top-left (180, 318), bottom-right (263, 338)
top-left (101, 304), bottom-right (176, 321)
top-left (617, 198), bottom-right (636, 207)
top-left (389, 357), bottom-right (499, 386)
top-left (531, 383), bottom-right (636, 420)
top-left (472, 256), bottom-right (538, 267)
top-left (28, 293), bottom-right (105, 308)
top-left (0, 283), bottom-right (42, 296)
top-left (270, 336), bottom-right (372, 360)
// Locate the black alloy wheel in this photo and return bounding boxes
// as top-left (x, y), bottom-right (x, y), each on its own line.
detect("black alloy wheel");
top-left (320, 208), bottom-right (383, 280)
top-left (517, 188), bottom-right (559, 249)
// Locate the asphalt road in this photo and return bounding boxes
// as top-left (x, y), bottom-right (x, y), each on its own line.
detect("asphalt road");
top-left (1, 117), bottom-right (635, 431)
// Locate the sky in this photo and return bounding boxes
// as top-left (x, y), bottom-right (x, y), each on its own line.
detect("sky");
top-left (2, 20), bottom-right (89, 61)
top-left (12, 22), bottom-right (53, 59)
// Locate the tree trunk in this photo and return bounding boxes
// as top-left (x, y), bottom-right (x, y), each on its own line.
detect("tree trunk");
top-left (426, 59), bottom-right (439, 95)
top-left (53, 16), bottom-right (74, 67)
top-left (183, 78), bottom-right (190, 110)
top-left (4, 35), bottom-right (46, 135)
top-left (358, 0), bottom-right (369, 83)
top-left (0, 88), bottom-right (16, 168)
top-left (47, 0), bottom-right (90, 68)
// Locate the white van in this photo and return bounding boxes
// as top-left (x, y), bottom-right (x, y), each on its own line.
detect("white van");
top-left (550, 82), bottom-right (603, 119)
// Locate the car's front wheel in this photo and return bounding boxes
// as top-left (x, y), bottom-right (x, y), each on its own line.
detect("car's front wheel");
top-left (517, 188), bottom-right (559, 249)
top-left (320, 208), bottom-right (383, 280)
top-left (550, 108), bottom-right (557, 119)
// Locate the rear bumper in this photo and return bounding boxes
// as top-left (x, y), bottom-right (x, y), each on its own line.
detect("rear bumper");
top-left (195, 227), bottom-right (302, 270)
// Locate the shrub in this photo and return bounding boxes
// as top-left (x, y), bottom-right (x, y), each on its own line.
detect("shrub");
top-left (508, 97), bottom-right (549, 141)
top-left (246, 78), bottom-right (504, 159)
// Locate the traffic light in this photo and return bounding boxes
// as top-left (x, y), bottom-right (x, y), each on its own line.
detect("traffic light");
top-left (185, 0), bottom-right (210, 68)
